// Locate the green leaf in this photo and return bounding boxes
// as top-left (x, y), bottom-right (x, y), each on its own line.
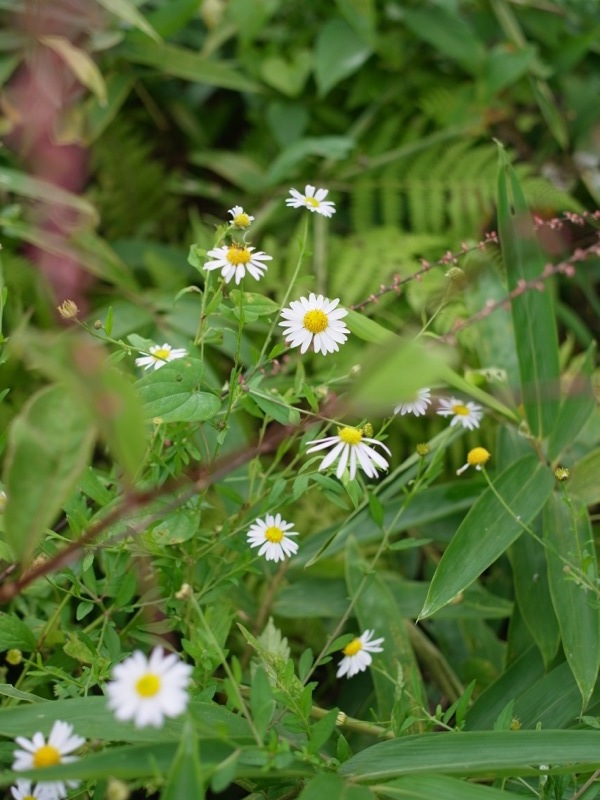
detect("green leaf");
top-left (265, 136), bottom-right (354, 184)
top-left (420, 455), bottom-right (554, 619)
top-left (161, 722), bottom-right (204, 800)
top-left (260, 50), bottom-right (312, 97)
top-left (96, 0), bottom-right (161, 42)
top-left (402, 7), bottom-right (485, 73)
top-left (548, 344), bottom-right (596, 460)
top-left (250, 667), bottom-right (275, 741)
top-left (339, 730), bottom-right (600, 781)
top-left (136, 359), bottom-right (221, 423)
top-left (229, 290), bottom-right (279, 321)
top-left (509, 530), bottom-right (560, 667)
top-left (315, 19), bottom-right (372, 96)
top-left (381, 775), bottom-right (522, 800)
top-left (0, 696), bottom-right (251, 742)
top-left (298, 774), bottom-right (374, 800)
top-left (307, 708), bottom-right (338, 755)
top-left (496, 144), bottom-right (560, 438)
top-left (346, 538), bottom-right (426, 734)
top-left (350, 338), bottom-right (447, 413)
top-left (249, 391), bottom-right (300, 426)
top-left (120, 40), bottom-right (261, 93)
top-left (0, 614), bottom-right (37, 651)
top-left (570, 448), bottom-right (600, 506)
top-left (543, 493), bottom-right (600, 706)
top-left (0, 166), bottom-right (98, 222)
top-left (3, 385), bottom-right (96, 561)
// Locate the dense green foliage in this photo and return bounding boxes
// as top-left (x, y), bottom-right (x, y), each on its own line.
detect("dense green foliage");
top-left (1, 1), bottom-right (600, 799)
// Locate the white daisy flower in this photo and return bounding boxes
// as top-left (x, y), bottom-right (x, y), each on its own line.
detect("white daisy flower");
top-left (306, 426), bottom-right (391, 481)
top-left (286, 185), bottom-right (336, 217)
top-left (11, 780), bottom-right (54, 800)
top-left (247, 513), bottom-right (299, 562)
top-left (135, 343), bottom-right (187, 371)
top-left (394, 387), bottom-right (432, 417)
top-left (437, 397), bottom-right (483, 431)
top-left (203, 243), bottom-right (272, 284)
top-left (228, 205), bottom-right (254, 229)
top-left (106, 648), bottom-right (193, 729)
top-left (13, 720), bottom-right (85, 800)
top-left (336, 629), bottom-right (384, 679)
top-left (279, 293), bottom-right (349, 355)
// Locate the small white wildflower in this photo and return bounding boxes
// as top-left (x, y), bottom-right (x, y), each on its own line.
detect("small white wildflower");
top-left (286, 185), bottom-right (336, 217)
top-left (337, 629), bottom-right (384, 679)
top-left (227, 206), bottom-right (254, 229)
top-left (247, 513), bottom-right (299, 563)
top-left (204, 243), bottom-right (272, 284)
top-left (106, 648), bottom-right (192, 729)
top-left (279, 293), bottom-right (349, 355)
top-left (10, 780), bottom-right (54, 800)
top-left (13, 720), bottom-right (85, 800)
top-left (0, 489), bottom-right (6, 512)
top-left (135, 343), bottom-right (187, 371)
top-left (306, 426), bottom-right (391, 481)
top-left (437, 397), bottom-right (483, 431)
top-left (394, 387), bottom-right (432, 417)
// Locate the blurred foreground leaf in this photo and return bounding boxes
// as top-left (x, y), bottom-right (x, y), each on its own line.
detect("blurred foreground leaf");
top-left (3, 385), bottom-right (95, 562)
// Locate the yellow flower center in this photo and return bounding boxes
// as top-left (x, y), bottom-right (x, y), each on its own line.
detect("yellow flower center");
top-left (234, 213), bottom-right (251, 227)
top-left (153, 348), bottom-right (170, 361)
top-left (136, 673), bottom-right (161, 698)
top-left (24, 795), bottom-right (36, 800)
top-left (265, 526), bottom-right (283, 543)
top-left (467, 447), bottom-right (491, 467)
top-left (452, 404), bottom-right (470, 416)
top-left (227, 245), bottom-right (251, 266)
top-left (303, 309), bottom-right (328, 333)
top-left (306, 196), bottom-right (320, 207)
top-left (338, 427), bottom-right (363, 446)
top-left (33, 744), bottom-right (61, 768)
top-left (343, 638), bottom-right (363, 656)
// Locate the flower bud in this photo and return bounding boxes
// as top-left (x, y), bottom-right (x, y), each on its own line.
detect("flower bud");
top-left (57, 300), bottom-right (79, 320)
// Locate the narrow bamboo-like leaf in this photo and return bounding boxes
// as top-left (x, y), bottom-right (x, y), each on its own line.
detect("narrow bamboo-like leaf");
top-left (3, 386), bottom-right (96, 561)
top-left (420, 455), bottom-right (554, 619)
top-left (380, 775), bottom-right (520, 800)
top-left (570, 447), bottom-right (600, 506)
top-left (95, 0), bottom-right (161, 42)
top-left (298, 774), bottom-right (374, 800)
top-left (162, 722), bottom-right (204, 800)
top-left (496, 144), bottom-right (560, 438)
top-left (543, 493), bottom-right (600, 706)
top-left (120, 40), bottom-right (261, 93)
top-left (346, 538), bottom-right (426, 733)
top-left (0, 697), bottom-right (251, 742)
top-left (0, 166), bottom-right (98, 221)
top-left (41, 36), bottom-right (107, 105)
top-left (509, 525), bottom-right (560, 666)
top-left (339, 730), bottom-right (600, 781)
top-left (548, 344), bottom-right (596, 460)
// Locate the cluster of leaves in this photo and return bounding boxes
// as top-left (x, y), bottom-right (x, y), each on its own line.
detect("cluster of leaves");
top-left (0, 1), bottom-right (600, 799)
